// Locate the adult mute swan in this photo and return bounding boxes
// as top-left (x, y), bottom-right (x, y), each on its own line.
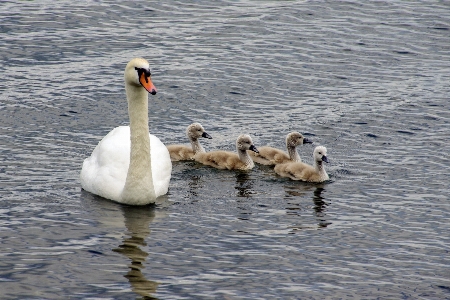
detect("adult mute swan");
top-left (166, 123), bottom-right (212, 161)
top-left (80, 58), bottom-right (171, 205)
top-left (195, 134), bottom-right (259, 170)
top-left (274, 146), bottom-right (329, 182)
top-left (249, 132), bottom-right (312, 166)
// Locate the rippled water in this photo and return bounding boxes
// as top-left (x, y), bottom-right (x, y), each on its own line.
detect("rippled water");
top-left (1, 0), bottom-right (450, 299)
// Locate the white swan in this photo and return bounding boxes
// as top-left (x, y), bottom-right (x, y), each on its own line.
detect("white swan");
top-left (274, 146), bottom-right (329, 182)
top-left (249, 132), bottom-right (312, 165)
top-left (166, 123), bottom-right (212, 161)
top-left (80, 58), bottom-right (171, 205)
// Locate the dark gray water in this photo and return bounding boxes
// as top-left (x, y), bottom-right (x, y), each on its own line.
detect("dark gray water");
top-left (1, 1), bottom-right (450, 299)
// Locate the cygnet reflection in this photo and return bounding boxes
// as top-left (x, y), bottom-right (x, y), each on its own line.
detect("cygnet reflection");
top-left (312, 187), bottom-right (332, 228)
top-left (283, 184), bottom-right (331, 231)
top-left (235, 171), bottom-right (255, 198)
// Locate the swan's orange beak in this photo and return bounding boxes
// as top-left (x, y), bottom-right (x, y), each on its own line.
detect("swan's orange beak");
top-left (139, 72), bottom-right (157, 95)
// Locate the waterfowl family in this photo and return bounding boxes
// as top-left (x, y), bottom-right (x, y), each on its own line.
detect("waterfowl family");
top-left (80, 58), bottom-right (172, 205)
top-left (249, 132), bottom-right (312, 165)
top-left (195, 134), bottom-right (259, 170)
top-left (274, 146), bottom-right (329, 182)
top-left (166, 123), bottom-right (212, 161)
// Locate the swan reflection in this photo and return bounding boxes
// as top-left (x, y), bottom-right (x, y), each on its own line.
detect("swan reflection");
top-left (112, 205), bottom-right (159, 300)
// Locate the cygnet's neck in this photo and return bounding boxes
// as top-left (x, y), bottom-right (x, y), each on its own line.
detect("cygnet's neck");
top-left (287, 145), bottom-right (301, 162)
top-left (314, 160), bottom-right (329, 180)
top-left (238, 149), bottom-right (254, 168)
top-left (190, 138), bottom-right (205, 154)
top-left (121, 84), bottom-right (156, 203)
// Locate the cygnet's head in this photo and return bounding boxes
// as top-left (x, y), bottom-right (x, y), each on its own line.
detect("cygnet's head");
top-left (286, 132), bottom-right (313, 147)
top-left (186, 123), bottom-right (212, 140)
top-left (314, 146), bottom-right (329, 163)
top-left (237, 134), bottom-right (259, 153)
top-left (124, 58), bottom-right (157, 95)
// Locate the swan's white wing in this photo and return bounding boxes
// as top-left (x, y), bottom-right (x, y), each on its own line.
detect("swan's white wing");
top-left (80, 126), bottom-right (130, 201)
top-left (150, 134), bottom-right (172, 197)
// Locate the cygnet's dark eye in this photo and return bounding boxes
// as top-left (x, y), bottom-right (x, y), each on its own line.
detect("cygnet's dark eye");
top-left (318, 152), bottom-right (322, 155)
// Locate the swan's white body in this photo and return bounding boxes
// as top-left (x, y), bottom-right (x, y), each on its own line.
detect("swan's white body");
top-left (80, 126), bottom-right (171, 203)
top-left (80, 58), bottom-right (171, 205)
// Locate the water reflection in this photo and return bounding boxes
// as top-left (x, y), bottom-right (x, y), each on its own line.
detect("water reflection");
top-left (284, 184), bottom-right (332, 230)
top-left (235, 171), bottom-right (254, 198)
top-left (284, 184), bottom-right (311, 198)
top-left (312, 186), bottom-right (332, 228)
top-left (112, 205), bottom-right (159, 300)
top-left (187, 173), bottom-right (202, 201)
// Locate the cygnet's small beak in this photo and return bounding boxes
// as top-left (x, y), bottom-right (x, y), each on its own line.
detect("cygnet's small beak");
top-left (139, 72), bottom-right (157, 95)
top-left (322, 155), bottom-right (329, 163)
top-left (249, 145), bottom-right (259, 153)
top-left (303, 138), bottom-right (313, 144)
top-left (202, 132), bottom-right (213, 139)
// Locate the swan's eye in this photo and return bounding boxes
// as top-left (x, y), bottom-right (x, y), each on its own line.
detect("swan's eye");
top-left (318, 152), bottom-right (322, 155)
top-left (135, 67), bottom-right (151, 77)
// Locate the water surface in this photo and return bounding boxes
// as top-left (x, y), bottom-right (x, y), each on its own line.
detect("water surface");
top-left (1, 1), bottom-right (449, 299)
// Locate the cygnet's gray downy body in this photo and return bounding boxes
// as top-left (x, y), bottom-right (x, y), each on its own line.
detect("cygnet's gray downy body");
top-left (166, 123), bottom-right (212, 161)
top-left (195, 134), bottom-right (259, 170)
top-left (274, 146), bottom-right (329, 182)
top-left (249, 132), bottom-right (312, 165)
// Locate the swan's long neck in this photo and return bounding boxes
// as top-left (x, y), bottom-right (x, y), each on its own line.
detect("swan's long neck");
top-left (314, 160), bottom-right (329, 180)
top-left (238, 149), bottom-right (254, 168)
top-left (190, 138), bottom-right (205, 154)
top-left (287, 145), bottom-right (301, 162)
top-left (121, 84), bottom-right (156, 203)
